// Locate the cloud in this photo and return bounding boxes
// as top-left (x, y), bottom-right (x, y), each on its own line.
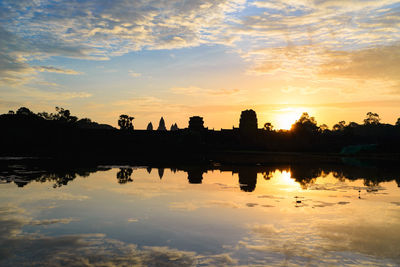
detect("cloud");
top-left (1, 0), bottom-right (245, 86)
top-left (128, 70), bottom-right (142, 77)
top-left (319, 44), bottom-right (400, 81)
top-left (34, 66), bottom-right (82, 75)
top-left (171, 86), bottom-right (240, 96)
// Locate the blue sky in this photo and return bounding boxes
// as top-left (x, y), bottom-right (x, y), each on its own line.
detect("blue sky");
top-left (1, 0), bottom-right (399, 129)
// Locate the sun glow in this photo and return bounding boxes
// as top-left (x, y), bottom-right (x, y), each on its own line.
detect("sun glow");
top-left (275, 110), bottom-right (303, 130)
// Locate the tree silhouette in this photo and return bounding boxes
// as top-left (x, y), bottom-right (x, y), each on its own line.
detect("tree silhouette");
top-left (347, 121), bottom-right (359, 128)
top-left (239, 109), bottom-right (258, 134)
top-left (16, 107), bottom-right (34, 116)
top-left (319, 124), bottom-right (329, 132)
top-left (263, 122), bottom-right (273, 131)
top-left (333, 121), bottom-right (346, 131)
top-left (55, 107), bottom-right (77, 123)
top-left (291, 112), bottom-right (318, 133)
top-left (395, 118), bottom-right (400, 126)
top-left (157, 117), bottom-right (167, 131)
top-left (116, 168), bottom-right (133, 184)
top-left (118, 115), bottom-right (134, 130)
top-left (364, 112), bottom-right (380, 125)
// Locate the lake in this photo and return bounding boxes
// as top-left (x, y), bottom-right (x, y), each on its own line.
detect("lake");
top-left (1, 157), bottom-right (399, 266)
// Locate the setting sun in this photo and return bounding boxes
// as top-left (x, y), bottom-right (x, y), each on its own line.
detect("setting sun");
top-left (274, 110), bottom-right (303, 130)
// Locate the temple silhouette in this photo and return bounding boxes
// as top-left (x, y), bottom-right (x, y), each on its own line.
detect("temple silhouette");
top-left (1, 107), bottom-right (400, 160)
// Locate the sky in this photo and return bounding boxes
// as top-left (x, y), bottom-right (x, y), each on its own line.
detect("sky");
top-left (0, 0), bottom-right (399, 129)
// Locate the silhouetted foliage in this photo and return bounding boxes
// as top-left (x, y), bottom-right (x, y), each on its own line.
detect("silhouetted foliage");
top-left (364, 112), bottom-right (380, 125)
top-left (318, 124), bottom-right (329, 133)
top-left (55, 107), bottom-right (78, 123)
top-left (333, 121), bottom-right (346, 131)
top-left (1, 106), bottom-right (400, 158)
top-left (396, 118), bottom-right (400, 126)
top-left (116, 168), bottom-right (133, 184)
top-left (16, 107), bottom-right (34, 116)
top-left (118, 115), bottom-right (134, 130)
top-left (263, 122), bottom-right (273, 131)
top-left (291, 112), bottom-right (318, 133)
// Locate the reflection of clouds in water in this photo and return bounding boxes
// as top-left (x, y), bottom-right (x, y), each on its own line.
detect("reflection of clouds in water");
top-left (311, 200), bottom-right (350, 208)
top-left (170, 198), bottom-right (354, 211)
top-left (318, 220), bottom-right (400, 260)
top-left (29, 218), bottom-right (78, 226)
top-left (0, 205), bottom-right (237, 266)
top-left (169, 201), bottom-right (199, 211)
top-left (258, 195), bottom-right (285, 199)
top-left (169, 200), bottom-right (242, 211)
top-left (236, 220), bottom-right (400, 266)
top-left (308, 182), bottom-right (386, 194)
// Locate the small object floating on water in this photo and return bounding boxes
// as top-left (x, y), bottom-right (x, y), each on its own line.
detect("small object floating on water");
top-left (296, 200), bottom-right (302, 204)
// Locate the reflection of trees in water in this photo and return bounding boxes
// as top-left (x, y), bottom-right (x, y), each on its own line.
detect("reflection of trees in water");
top-left (1, 165), bottom-right (105, 188)
top-left (290, 167), bottom-right (322, 190)
top-left (262, 171), bottom-right (273, 180)
top-left (2, 160), bottom-right (400, 190)
top-left (116, 168), bottom-right (133, 184)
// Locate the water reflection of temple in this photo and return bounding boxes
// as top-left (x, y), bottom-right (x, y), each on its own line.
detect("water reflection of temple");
top-left (2, 159), bottom-right (400, 190)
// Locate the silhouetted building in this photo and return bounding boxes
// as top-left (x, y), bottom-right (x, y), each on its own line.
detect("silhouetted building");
top-left (147, 122), bottom-right (153, 130)
top-left (188, 116), bottom-right (204, 131)
top-left (239, 109), bottom-right (258, 134)
top-left (170, 123), bottom-right (179, 131)
top-left (157, 117), bottom-right (167, 131)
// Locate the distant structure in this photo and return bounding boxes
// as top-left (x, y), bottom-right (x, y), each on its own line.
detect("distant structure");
top-left (188, 116), bottom-right (205, 131)
top-left (147, 122), bottom-right (153, 130)
top-left (239, 109), bottom-right (257, 134)
top-left (170, 123), bottom-right (179, 131)
top-left (157, 117), bottom-right (167, 131)
top-left (158, 168), bottom-right (164, 179)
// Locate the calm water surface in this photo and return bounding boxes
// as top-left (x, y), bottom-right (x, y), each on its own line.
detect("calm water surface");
top-left (1, 160), bottom-right (400, 266)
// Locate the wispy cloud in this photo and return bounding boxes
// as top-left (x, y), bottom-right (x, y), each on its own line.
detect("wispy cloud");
top-left (128, 70), bottom-right (141, 77)
top-left (34, 66), bottom-right (83, 75)
top-left (171, 86), bottom-right (240, 96)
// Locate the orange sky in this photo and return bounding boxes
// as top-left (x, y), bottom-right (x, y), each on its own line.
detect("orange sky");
top-left (1, 0), bottom-right (399, 129)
